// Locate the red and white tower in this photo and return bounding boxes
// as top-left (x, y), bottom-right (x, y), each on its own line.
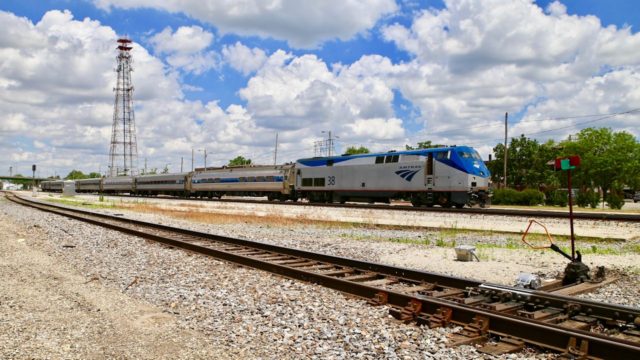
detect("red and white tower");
top-left (108, 38), bottom-right (138, 177)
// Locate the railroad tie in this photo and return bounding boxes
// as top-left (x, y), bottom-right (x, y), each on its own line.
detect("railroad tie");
top-left (448, 315), bottom-right (490, 346)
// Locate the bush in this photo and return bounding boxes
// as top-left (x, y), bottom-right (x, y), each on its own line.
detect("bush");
top-left (606, 192), bottom-right (625, 209)
top-left (521, 189), bottom-right (545, 205)
top-left (576, 189), bottom-right (600, 208)
top-left (546, 190), bottom-right (568, 207)
top-left (492, 188), bottom-right (544, 206)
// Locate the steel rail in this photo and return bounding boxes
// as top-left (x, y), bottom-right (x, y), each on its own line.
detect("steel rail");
top-left (5, 192), bottom-right (640, 358)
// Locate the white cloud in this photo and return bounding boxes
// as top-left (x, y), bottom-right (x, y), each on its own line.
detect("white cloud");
top-left (0, 10), bottom-right (183, 176)
top-left (222, 42), bottom-right (268, 75)
top-left (3, 1), bottom-right (640, 177)
top-left (348, 118), bottom-right (405, 140)
top-left (379, 0), bottom-right (640, 155)
top-left (238, 51), bottom-right (401, 145)
top-left (148, 26), bottom-right (218, 74)
top-left (149, 25), bottom-right (213, 54)
top-left (93, 0), bottom-right (398, 48)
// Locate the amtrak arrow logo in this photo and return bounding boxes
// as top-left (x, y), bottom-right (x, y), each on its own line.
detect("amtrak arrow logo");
top-left (395, 169), bottom-right (420, 181)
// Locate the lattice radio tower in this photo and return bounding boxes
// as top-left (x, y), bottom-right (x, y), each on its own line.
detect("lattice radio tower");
top-left (108, 37), bottom-right (138, 177)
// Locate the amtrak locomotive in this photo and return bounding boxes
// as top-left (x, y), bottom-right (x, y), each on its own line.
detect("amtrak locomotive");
top-left (296, 146), bottom-right (490, 208)
top-left (41, 145), bottom-right (490, 208)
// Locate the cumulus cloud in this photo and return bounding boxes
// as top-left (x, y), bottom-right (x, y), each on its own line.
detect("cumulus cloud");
top-left (238, 51), bottom-right (401, 145)
top-left (93, 0), bottom-right (398, 48)
top-left (380, 0), bottom-right (640, 152)
top-left (222, 42), bottom-right (268, 75)
top-left (4, 1), bottom-right (640, 177)
top-left (148, 26), bottom-right (218, 74)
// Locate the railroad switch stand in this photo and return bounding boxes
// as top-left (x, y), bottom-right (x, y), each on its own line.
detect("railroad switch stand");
top-left (521, 220), bottom-right (591, 285)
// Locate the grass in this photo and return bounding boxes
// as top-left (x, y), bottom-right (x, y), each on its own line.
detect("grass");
top-left (44, 197), bottom-right (117, 209)
top-left (492, 203), bottom-right (640, 214)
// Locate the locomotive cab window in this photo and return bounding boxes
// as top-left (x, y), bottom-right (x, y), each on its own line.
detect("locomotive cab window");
top-left (375, 156), bottom-right (384, 164)
top-left (436, 151), bottom-right (450, 160)
top-left (385, 155), bottom-right (399, 163)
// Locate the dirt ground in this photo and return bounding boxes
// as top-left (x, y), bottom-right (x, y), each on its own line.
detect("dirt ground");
top-left (0, 214), bottom-right (225, 359)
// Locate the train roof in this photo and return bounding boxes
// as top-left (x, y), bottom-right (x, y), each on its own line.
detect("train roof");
top-left (296, 145), bottom-right (476, 164)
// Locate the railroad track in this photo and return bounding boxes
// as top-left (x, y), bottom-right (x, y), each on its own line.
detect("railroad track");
top-left (71, 191), bottom-right (640, 222)
top-left (5, 192), bottom-right (640, 358)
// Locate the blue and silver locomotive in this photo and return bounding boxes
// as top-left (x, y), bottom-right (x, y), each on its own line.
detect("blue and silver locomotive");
top-left (295, 146), bottom-right (490, 208)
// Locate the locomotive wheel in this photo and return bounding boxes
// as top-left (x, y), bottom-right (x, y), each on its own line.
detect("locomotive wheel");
top-left (411, 196), bottom-right (422, 207)
top-left (454, 203), bottom-right (464, 209)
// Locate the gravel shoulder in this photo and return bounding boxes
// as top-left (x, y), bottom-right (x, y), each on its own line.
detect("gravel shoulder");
top-left (0, 201), bottom-right (225, 359)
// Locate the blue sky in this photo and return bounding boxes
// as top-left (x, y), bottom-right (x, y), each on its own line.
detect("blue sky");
top-left (1, 0), bottom-right (639, 177)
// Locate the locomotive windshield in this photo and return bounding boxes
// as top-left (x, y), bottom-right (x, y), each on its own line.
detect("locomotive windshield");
top-left (457, 150), bottom-right (482, 161)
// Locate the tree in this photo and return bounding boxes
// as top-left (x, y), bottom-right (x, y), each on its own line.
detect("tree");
top-left (65, 170), bottom-right (88, 180)
top-left (488, 135), bottom-right (560, 189)
top-left (344, 146), bottom-right (370, 155)
top-left (560, 127), bottom-right (640, 201)
top-left (405, 140), bottom-right (446, 150)
top-left (88, 172), bottom-right (102, 178)
top-left (229, 156), bottom-right (252, 166)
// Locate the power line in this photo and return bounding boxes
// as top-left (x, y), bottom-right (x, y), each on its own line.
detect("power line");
top-left (429, 107), bottom-right (640, 135)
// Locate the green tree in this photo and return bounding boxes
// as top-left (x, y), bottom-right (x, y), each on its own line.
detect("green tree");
top-left (65, 170), bottom-right (88, 180)
top-left (88, 172), bottom-right (102, 178)
top-left (405, 141), bottom-right (446, 150)
top-left (229, 156), bottom-right (252, 166)
top-left (488, 135), bottom-right (560, 189)
top-left (344, 146), bottom-right (370, 154)
top-left (560, 127), bottom-right (640, 202)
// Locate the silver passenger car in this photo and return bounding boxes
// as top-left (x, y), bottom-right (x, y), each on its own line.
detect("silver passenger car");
top-left (41, 180), bottom-right (65, 192)
top-left (75, 178), bottom-right (102, 193)
top-left (135, 173), bottom-right (189, 196)
top-left (102, 176), bottom-right (134, 194)
top-left (190, 165), bottom-right (296, 200)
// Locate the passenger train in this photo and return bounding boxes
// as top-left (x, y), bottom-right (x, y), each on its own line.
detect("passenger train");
top-left (41, 146), bottom-right (491, 208)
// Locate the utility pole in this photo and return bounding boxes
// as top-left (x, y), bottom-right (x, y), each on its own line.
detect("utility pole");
top-left (328, 131), bottom-right (332, 157)
top-left (503, 112), bottom-right (508, 189)
top-left (204, 149), bottom-right (207, 169)
top-left (9, 166), bottom-right (12, 177)
top-left (274, 132), bottom-right (279, 165)
top-left (32, 164), bottom-right (36, 196)
top-left (181, 157), bottom-right (184, 172)
top-left (144, 158), bottom-right (147, 175)
top-left (191, 148), bottom-right (194, 171)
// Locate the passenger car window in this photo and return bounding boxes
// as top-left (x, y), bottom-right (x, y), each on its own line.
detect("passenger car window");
top-left (375, 156), bottom-right (384, 164)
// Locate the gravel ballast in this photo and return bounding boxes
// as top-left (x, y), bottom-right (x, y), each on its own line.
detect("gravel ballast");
top-left (2, 194), bottom-right (639, 358)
